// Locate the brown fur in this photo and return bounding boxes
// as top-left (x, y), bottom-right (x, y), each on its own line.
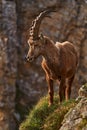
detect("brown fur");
top-left (27, 36), bottom-right (78, 105)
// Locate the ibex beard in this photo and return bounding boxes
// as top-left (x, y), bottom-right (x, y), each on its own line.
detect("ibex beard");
top-left (26, 9), bottom-right (78, 106)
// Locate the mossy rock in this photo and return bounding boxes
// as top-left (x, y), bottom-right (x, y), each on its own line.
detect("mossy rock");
top-left (81, 83), bottom-right (87, 91)
top-left (77, 118), bottom-right (87, 130)
top-left (79, 83), bottom-right (87, 97)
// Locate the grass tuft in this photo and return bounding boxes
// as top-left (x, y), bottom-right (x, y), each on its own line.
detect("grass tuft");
top-left (43, 100), bottom-right (76, 130)
top-left (19, 95), bottom-right (76, 130)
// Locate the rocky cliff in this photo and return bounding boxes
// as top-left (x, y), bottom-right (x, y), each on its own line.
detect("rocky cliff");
top-left (60, 83), bottom-right (87, 130)
top-left (0, 0), bottom-right (87, 129)
top-left (0, 0), bottom-right (18, 129)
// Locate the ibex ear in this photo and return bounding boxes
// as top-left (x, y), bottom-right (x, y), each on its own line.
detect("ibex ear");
top-left (39, 33), bottom-right (46, 44)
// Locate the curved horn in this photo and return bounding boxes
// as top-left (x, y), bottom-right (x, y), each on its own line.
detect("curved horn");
top-left (29, 9), bottom-right (56, 40)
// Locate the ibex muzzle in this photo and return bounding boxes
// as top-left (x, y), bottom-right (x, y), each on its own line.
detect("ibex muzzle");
top-left (26, 40), bottom-right (35, 62)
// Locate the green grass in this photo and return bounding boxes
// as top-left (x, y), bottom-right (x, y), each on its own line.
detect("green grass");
top-left (19, 95), bottom-right (76, 130)
top-left (43, 100), bottom-right (76, 130)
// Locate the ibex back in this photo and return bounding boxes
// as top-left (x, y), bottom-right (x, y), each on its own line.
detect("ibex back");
top-left (26, 9), bottom-right (78, 106)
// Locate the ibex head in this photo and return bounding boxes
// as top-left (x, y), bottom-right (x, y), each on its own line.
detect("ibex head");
top-left (26, 9), bottom-right (55, 62)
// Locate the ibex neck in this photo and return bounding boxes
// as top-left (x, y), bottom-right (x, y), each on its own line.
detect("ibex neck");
top-left (42, 38), bottom-right (59, 63)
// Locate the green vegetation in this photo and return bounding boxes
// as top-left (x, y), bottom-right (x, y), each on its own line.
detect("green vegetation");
top-left (43, 100), bottom-right (76, 130)
top-left (19, 95), bottom-right (76, 130)
top-left (77, 118), bottom-right (87, 130)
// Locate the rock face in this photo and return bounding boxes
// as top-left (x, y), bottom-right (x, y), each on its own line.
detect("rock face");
top-left (0, 0), bottom-right (18, 129)
top-left (59, 84), bottom-right (87, 130)
top-left (0, 0), bottom-right (87, 129)
top-left (60, 98), bottom-right (87, 130)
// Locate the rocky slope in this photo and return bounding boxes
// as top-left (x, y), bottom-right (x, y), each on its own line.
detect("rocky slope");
top-left (60, 83), bottom-right (87, 130)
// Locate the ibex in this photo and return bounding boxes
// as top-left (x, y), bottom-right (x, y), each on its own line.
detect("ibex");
top-left (26, 9), bottom-right (78, 106)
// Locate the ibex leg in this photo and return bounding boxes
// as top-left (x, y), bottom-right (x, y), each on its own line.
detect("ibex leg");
top-left (65, 75), bottom-right (75, 100)
top-left (59, 77), bottom-right (66, 102)
top-left (46, 76), bottom-right (54, 106)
